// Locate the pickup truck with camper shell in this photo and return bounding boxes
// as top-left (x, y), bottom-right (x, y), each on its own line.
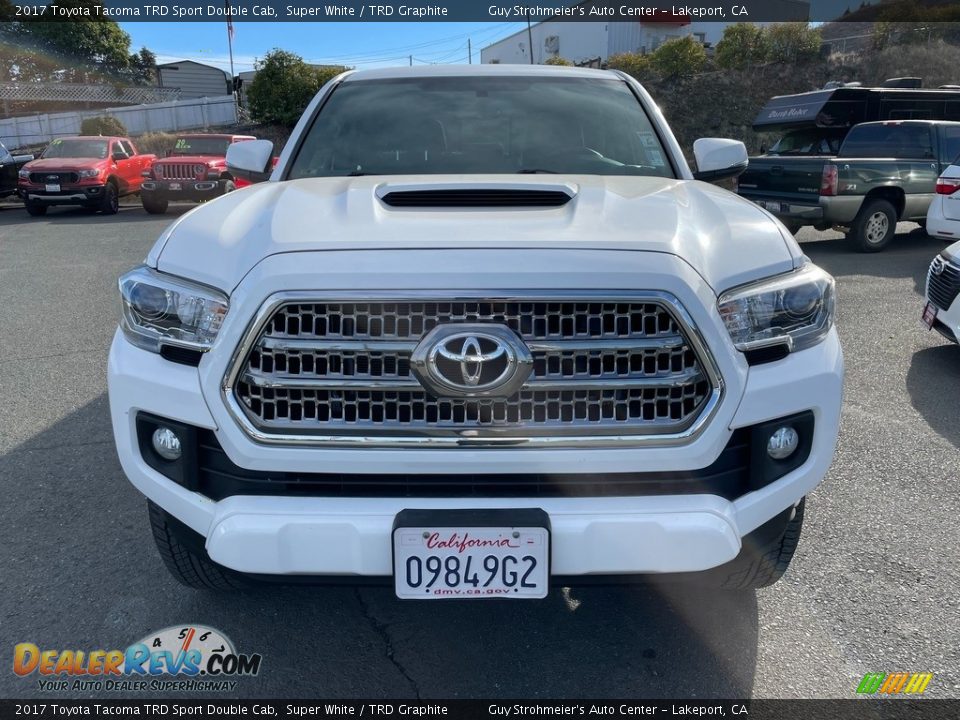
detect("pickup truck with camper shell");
top-left (108, 66), bottom-right (843, 596)
top-left (140, 133), bottom-right (256, 214)
top-left (18, 136), bottom-right (155, 216)
top-left (737, 120), bottom-right (960, 251)
top-left (0, 141), bottom-right (34, 198)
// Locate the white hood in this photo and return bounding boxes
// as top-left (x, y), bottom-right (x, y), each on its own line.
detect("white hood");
top-left (151, 175), bottom-right (801, 294)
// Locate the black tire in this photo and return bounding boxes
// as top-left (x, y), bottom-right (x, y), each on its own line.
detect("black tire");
top-left (25, 202), bottom-right (47, 217)
top-left (782, 220), bottom-right (803, 236)
top-left (849, 198), bottom-right (897, 252)
top-left (148, 501), bottom-right (250, 590)
top-left (717, 499), bottom-right (805, 590)
top-left (141, 196), bottom-right (168, 214)
top-left (100, 182), bottom-right (119, 215)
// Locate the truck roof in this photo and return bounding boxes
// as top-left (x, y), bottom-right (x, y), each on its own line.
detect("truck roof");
top-left (341, 65), bottom-right (618, 82)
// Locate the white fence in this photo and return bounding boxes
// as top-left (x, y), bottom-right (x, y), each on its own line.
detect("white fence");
top-left (0, 95), bottom-right (237, 149)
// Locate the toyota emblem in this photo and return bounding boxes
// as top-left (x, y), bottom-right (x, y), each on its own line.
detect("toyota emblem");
top-left (931, 256), bottom-right (946, 276)
top-left (410, 324), bottom-right (533, 398)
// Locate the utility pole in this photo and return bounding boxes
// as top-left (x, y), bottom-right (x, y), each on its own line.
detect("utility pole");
top-left (409, 54), bottom-right (413, 66)
top-left (225, 0), bottom-right (237, 120)
top-left (526, 14), bottom-right (534, 64)
top-left (468, 38), bottom-right (472, 64)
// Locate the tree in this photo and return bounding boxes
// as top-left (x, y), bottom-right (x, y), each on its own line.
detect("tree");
top-left (2, 1), bottom-right (158, 85)
top-left (766, 23), bottom-right (822, 65)
top-left (247, 49), bottom-right (348, 126)
top-left (715, 23), bottom-right (770, 70)
top-left (80, 116), bottom-right (127, 136)
top-left (606, 52), bottom-right (652, 80)
top-left (650, 36), bottom-right (707, 79)
top-left (543, 56), bottom-right (573, 66)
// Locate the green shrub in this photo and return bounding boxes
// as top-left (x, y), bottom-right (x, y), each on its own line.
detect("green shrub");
top-left (650, 37), bottom-right (707, 79)
top-left (80, 115), bottom-right (127, 136)
top-left (134, 132), bottom-right (178, 156)
top-left (247, 49), bottom-right (348, 127)
top-left (606, 52), bottom-right (652, 80)
top-left (543, 56), bottom-right (573, 66)
top-left (715, 24), bottom-right (770, 70)
top-left (766, 23), bottom-right (822, 65)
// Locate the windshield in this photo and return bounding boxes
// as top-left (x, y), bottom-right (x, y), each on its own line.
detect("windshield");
top-left (170, 136), bottom-right (233, 156)
top-left (768, 129), bottom-right (843, 156)
top-left (41, 138), bottom-right (109, 160)
top-left (288, 77), bottom-right (675, 178)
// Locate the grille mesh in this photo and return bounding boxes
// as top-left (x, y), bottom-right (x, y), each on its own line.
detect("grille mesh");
top-left (157, 163), bottom-right (202, 180)
top-left (927, 257), bottom-right (960, 311)
top-left (230, 297), bottom-right (717, 443)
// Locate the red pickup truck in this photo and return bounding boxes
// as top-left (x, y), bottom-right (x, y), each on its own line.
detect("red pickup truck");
top-left (18, 136), bottom-right (155, 216)
top-left (140, 133), bottom-right (255, 214)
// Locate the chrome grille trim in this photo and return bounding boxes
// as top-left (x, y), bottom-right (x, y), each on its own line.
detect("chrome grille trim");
top-left (927, 256), bottom-right (960, 311)
top-left (158, 163), bottom-right (200, 180)
top-left (222, 291), bottom-right (724, 448)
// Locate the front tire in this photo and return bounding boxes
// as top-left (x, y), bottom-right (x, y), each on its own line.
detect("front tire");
top-left (141, 195), bottom-right (168, 214)
top-left (716, 499), bottom-right (805, 589)
top-left (849, 198), bottom-right (896, 252)
top-left (25, 202), bottom-right (47, 217)
top-left (148, 501), bottom-right (250, 590)
top-left (100, 182), bottom-right (119, 215)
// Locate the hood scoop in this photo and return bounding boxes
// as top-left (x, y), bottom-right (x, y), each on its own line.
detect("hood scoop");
top-left (377, 182), bottom-right (576, 208)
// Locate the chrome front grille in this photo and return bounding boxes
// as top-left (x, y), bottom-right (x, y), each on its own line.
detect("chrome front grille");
top-left (225, 293), bottom-right (722, 447)
top-left (927, 256), bottom-right (960, 311)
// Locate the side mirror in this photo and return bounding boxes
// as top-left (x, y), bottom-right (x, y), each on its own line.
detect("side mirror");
top-left (112, 151), bottom-right (129, 162)
top-left (692, 138), bottom-right (748, 183)
top-left (226, 139), bottom-right (274, 182)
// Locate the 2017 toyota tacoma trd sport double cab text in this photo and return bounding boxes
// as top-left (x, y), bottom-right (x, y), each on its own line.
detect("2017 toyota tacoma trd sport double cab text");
top-left (108, 67), bottom-right (843, 596)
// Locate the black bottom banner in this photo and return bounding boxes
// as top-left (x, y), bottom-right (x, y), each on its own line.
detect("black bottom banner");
top-left (1, 700), bottom-right (957, 720)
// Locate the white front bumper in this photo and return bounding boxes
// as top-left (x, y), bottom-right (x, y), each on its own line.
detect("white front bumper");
top-left (108, 248), bottom-right (843, 577)
top-left (108, 329), bottom-right (842, 577)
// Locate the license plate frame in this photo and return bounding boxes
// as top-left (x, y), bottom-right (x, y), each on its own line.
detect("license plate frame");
top-left (922, 302), bottom-right (938, 329)
top-left (392, 509), bottom-right (550, 600)
top-left (167, 182), bottom-right (181, 191)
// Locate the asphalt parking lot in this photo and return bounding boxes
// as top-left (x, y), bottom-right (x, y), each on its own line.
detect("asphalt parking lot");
top-left (1, 201), bottom-right (958, 700)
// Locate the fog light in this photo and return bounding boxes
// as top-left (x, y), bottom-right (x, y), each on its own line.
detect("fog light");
top-left (767, 426), bottom-right (799, 460)
top-left (151, 427), bottom-right (182, 461)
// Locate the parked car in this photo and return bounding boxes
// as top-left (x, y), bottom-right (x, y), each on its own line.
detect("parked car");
top-left (926, 158), bottom-right (960, 242)
top-left (140, 133), bottom-right (256, 214)
top-left (922, 243), bottom-right (960, 343)
top-left (740, 82), bottom-right (960, 235)
top-left (18, 136), bottom-right (155, 216)
top-left (738, 120), bottom-right (960, 251)
top-left (0, 141), bottom-right (35, 199)
top-left (108, 66), bottom-right (842, 595)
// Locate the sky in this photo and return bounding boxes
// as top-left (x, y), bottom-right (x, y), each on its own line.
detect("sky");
top-left (123, 22), bottom-right (530, 73)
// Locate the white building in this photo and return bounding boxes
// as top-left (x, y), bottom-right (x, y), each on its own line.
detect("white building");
top-left (481, 3), bottom-right (810, 66)
top-left (157, 61), bottom-right (232, 99)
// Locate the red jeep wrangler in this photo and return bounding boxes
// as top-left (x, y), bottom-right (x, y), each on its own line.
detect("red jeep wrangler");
top-left (18, 136), bottom-right (155, 216)
top-left (140, 134), bottom-right (255, 214)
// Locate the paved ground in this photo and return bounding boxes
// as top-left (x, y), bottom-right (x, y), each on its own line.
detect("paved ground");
top-left (1, 202), bottom-right (958, 700)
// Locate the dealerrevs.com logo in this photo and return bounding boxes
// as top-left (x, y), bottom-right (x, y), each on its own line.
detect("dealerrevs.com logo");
top-left (13, 625), bottom-right (262, 692)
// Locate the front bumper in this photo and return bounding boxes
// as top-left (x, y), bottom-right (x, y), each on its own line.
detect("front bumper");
top-left (20, 184), bottom-right (106, 204)
top-left (141, 179), bottom-right (227, 202)
top-left (108, 326), bottom-right (843, 577)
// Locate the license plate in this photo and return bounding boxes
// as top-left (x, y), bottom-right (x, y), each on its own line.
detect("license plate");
top-left (922, 302), bottom-right (938, 329)
top-left (392, 509), bottom-right (549, 600)
top-left (167, 182), bottom-right (181, 191)
top-left (45, 183), bottom-right (60, 192)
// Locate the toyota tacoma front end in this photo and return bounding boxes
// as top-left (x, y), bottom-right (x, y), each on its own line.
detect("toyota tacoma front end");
top-left (108, 66), bottom-right (843, 595)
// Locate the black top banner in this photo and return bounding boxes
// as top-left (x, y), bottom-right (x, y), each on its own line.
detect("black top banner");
top-left (6, 0), bottom-right (960, 23)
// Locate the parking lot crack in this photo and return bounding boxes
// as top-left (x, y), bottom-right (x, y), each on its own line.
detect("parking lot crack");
top-left (354, 588), bottom-right (421, 699)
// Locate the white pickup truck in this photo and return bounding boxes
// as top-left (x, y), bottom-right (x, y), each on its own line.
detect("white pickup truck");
top-left (108, 66), bottom-right (843, 595)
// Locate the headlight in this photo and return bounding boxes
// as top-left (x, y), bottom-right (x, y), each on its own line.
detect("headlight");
top-left (18, 168), bottom-right (30, 180)
top-left (78, 169), bottom-right (100, 179)
top-left (717, 264), bottom-right (835, 352)
top-left (119, 265), bottom-right (228, 353)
